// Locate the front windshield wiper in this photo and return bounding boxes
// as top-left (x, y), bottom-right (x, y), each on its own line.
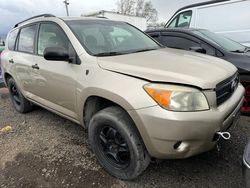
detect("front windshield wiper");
top-left (131, 47), bottom-right (162, 54)
top-left (95, 51), bottom-right (128, 57)
top-left (131, 46), bottom-right (165, 53)
top-left (95, 47), bottom-right (162, 57)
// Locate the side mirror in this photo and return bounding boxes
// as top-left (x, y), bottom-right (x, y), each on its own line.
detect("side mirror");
top-left (43, 47), bottom-right (69, 61)
top-left (190, 46), bottom-right (206, 54)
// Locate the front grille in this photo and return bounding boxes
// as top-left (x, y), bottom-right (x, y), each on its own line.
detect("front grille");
top-left (216, 73), bottom-right (239, 106)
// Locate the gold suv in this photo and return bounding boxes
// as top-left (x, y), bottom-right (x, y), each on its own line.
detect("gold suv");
top-left (0, 14), bottom-right (245, 179)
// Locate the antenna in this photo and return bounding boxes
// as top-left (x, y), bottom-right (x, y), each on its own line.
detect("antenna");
top-left (63, 0), bottom-right (69, 16)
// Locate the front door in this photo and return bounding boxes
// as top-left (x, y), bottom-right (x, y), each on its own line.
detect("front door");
top-left (30, 22), bottom-right (79, 119)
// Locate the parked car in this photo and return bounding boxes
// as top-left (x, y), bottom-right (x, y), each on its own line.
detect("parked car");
top-left (165, 0), bottom-right (250, 47)
top-left (0, 45), bottom-right (5, 88)
top-left (243, 141), bottom-right (250, 188)
top-left (1, 14), bottom-right (245, 179)
top-left (146, 28), bottom-right (250, 114)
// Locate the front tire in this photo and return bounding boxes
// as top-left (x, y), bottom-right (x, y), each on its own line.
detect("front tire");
top-left (7, 78), bottom-right (32, 113)
top-left (88, 106), bottom-right (150, 180)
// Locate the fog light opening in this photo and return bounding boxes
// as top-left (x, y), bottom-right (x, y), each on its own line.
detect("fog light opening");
top-left (173, 141), bottom-right (182, 150)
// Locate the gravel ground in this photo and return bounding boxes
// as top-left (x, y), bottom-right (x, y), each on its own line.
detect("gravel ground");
top-left (0, 87), bottom-right (249, 188)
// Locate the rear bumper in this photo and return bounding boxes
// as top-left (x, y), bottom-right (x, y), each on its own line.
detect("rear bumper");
top-left (129, 84), bottom-right (245, 159)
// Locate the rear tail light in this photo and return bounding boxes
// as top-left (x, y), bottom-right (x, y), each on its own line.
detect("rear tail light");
top-left (241, 80), bottom-right (250, 113)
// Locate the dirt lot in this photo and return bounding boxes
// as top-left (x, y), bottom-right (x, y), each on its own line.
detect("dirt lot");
top-left (0, 87), bottom-right (249, 188)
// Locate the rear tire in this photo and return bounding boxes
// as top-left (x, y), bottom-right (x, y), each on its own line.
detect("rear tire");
top-left (7, 78), bottom-right (32, 113)
top-left (88, 106), bottom-right (150, 180)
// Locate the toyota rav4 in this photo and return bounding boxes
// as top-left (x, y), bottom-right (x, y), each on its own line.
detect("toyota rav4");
top-left (0, 14), bottom-right (245, 179)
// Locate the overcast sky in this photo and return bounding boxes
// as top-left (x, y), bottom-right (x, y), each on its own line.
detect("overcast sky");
top-left (0, 0), bottom-right (206, 36)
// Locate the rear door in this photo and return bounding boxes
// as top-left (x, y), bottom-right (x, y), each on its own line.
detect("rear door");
top-left (13, 24), bottom-right (38, 93)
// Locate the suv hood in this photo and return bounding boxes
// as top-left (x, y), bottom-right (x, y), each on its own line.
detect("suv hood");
top-left (97, 48), bottom-right (237, 89)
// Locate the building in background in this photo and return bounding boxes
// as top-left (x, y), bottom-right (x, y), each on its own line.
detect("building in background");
top-left (82, 10), bottom-right (147, 31)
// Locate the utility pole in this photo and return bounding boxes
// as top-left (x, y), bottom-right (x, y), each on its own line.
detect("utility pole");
top-left (63, 0), bottom-right (69, 16)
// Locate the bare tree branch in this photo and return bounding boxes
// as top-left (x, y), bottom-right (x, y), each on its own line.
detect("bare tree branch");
top-left (116, 0), bottom-right (158, 23)
top-left (117, 0), bottom-right (135, 15)
top-left (135, 0), bottom-right (144, 16)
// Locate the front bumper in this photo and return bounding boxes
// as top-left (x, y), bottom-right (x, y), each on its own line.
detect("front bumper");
top-left (129, 84), bottom-right (245, 159)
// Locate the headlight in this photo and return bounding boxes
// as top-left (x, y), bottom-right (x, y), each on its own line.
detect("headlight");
top-left (144, 83), bottom-right (209, 112)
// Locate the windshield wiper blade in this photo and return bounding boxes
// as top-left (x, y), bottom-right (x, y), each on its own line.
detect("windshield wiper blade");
top-left (95, 51), bottom-right (127, 57)
top-left (131, 48), bottom-right (160, 53)
top-left (95, 48), bottom-right (160, 56)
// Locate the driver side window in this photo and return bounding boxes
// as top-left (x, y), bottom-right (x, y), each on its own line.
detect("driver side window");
top-left (38, 23), bottom-right (69, 55)
top-left (168, 11), bottom-right (192, 28)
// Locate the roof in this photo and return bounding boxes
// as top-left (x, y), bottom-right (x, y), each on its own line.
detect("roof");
top-left (165, 0), bottom-right (230, 27)
top-left (176, 0), bottom-right (230, 13)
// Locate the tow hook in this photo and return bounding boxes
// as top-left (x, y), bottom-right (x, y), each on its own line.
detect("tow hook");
top-left (216, 131), bottom-right (231, 140)
top-left (215, 132), bottom-right (231, 152)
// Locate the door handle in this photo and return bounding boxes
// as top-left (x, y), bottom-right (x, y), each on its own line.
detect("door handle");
top-left (31, 64), bottom-right (40, 70)
top-left (9, 59), bottom-right (14, 64)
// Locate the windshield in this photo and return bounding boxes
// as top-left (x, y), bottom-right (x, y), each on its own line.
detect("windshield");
top-left (193, 30), bottom-right (246, 52)
top-left (66, 20), bottom-right (160, 56)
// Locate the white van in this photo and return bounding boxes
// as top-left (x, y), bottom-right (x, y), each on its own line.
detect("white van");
top-left (165, 0), bottom-right (250, 47)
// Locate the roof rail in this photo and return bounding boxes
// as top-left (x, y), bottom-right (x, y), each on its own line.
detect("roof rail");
top-left (14, 14), bottom-right (56, 28)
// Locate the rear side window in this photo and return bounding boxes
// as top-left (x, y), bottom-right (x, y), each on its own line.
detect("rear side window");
top-left (168, 11), bottom-right (192, 28)
top-left (7, 29), bottom-right (19, 50)
top-left (18, 25), bottom-right (37, 53)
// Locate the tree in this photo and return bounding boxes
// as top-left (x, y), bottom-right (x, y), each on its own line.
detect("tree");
top-left (140, 1), bottom-right (158, 23)
top-left (135, 0), bottom-right (144, 16)
top-left (117, 0), bottom-right (135, 15)
top-left (116, 0), bottom-right (158, 23)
